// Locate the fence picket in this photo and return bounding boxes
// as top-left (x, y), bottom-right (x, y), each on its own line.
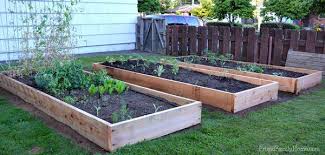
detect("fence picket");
top-left (164, 25), bottom-right (324, 65)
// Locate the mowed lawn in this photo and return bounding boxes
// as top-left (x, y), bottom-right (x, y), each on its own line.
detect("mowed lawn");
top-left (0, 54), bottom-right (324, 155)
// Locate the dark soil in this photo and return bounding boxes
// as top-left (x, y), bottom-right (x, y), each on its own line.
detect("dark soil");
top-left (12, 75), bottom-right (177, 124)
top-left (177, 56), bottom-right (307, 78)
top-left (103, 60), bottom-right (258, 93)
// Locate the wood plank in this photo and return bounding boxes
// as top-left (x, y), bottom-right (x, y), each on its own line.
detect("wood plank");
top-left (0, 73), bottom-right (202, 152)
top-left (178, 56), bottom-right (322, 93)
top-left (234, 27), bottom-right (243, 60)
top-left (93, 63), bottom-right (279, 113)
top-left (246, 28), bottom-right (257, 62)
top-left (198, 26), bottom-right (208, 55)
top-left (289, 30), bottom-right (299, 51)
top-left (222, 26), bottom-right (230, 54)
top-left (306, 30), bottom-right (317, 52)
top-left (259, 28), bottom-right (269, 64)
top-left (171, 26), bottom-right (179, 56)
top-left (165, 26), bottom-right (172, 55)
top-left (0, 74), bottom-right (112, 151)
top-left (110, 101), bottom-right (201, 150)
top-left (188, 26), bottom-right (197, 55)
top-left (299, 30), bottom-right (307, 51)
top-left (272, 29), bottom-right (283, 65)
top-left (211, 26), bottom-right (219, 53)
top-left (179, 26), bottom-right (188, 56)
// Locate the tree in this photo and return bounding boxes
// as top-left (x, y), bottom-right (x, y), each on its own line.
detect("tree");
top-left (261, 0), bottom-right (312, 22)
top-left (138, 0), bottom-right (161, 14)
top-left (212, 0), bottom-right (255, 24)
top-left (191, 0), bottom-right (214, 20)
top-left (160, 0), bottom-right (173, 13)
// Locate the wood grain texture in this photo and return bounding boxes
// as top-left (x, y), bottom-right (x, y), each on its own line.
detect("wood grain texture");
top-left (0, 73), bottom-right (201, 152)
top-left (177, 56), bottom-right (322, 93)
top-left (93, 63), bottom-right (278, 113)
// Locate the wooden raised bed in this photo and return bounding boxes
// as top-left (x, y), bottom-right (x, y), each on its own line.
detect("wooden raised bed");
top-left (177, 59), bottom-right (322, 94)
top-left (0, 73), bottom-right (201, 152)
top-left (93, 63), bottom-right (279, 113)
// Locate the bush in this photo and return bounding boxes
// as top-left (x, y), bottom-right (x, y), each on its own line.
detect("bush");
top-left (260, 22), bottom-right (300, 30)
top-left (206, 22), bottom-right (242, 27)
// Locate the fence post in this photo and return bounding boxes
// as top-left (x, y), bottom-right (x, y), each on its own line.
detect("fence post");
top-left (272, 29), bottom-right (283, 65)
top-left (306, 30), bottom-right (317, 52)
top-left (198, 26), bottom-right (207, 55)
top-left (222, 27), bottom-right (230, 54)
top-left (188, 26), bottom-right (197, 55)
top-left (208, 26), bottom-right (218, 53)
top-left (171, 26), bottom-right (179, 56)
top-left (289, 30), bottom-right (299, 51)
top-left (234, 27), bottom-right (242, 60)
top-left (259, 28), bottom-right (269, 64)
top-left (246, 28), bottom-right (257, 62)
top-left (179, 26), bottom-right (188, 56)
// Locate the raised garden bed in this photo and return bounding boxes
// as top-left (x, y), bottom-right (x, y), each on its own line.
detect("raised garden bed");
top-left (0, 73), bottom-right (201, 152)
top-left (93, 59), bottom-right (279, 113)
top-left (177, 56), bottom-right (323, 94)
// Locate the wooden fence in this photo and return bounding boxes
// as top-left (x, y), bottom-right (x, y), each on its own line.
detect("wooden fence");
top-left (166, 25), bottom-right (325, 65)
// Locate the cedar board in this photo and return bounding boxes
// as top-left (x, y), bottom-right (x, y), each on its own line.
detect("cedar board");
top-left (0, 73), bottom-right (201, 152)
top-left (93, 63), bottom-right (279, 113)
top-left (177, 57), bottom-right (322, 94)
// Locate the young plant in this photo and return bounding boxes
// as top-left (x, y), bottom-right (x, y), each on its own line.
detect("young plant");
top-left (115, 80), bottom-right (127, 94)
top-left (88, 84), bottom-right (98, 96)
top-left (98, 85), bottom-right (106, 97)
top-left (153, 104), bottom-right (163, 113)
top-left (111, 100), bottom-right (132, 123)
top-left (154, 65), bottom-right (165, 77)
top-left (171, 63), bottom-right (180, 75)
top-left (63, 96), bottom-right (75, 104)
top-left (103, 79), bottom-right (115, 95)
top-left (272, 72), bottom-right (284, 76)
top-left (94, 106), bottom-right (101, 117)
top-left (246, 64), bottom-right (264, 73)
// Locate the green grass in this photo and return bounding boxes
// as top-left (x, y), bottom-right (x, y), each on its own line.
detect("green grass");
top-left (0, 54), bottom-right (324, 154)
top-left (0, 97), bottom-right (88, 155)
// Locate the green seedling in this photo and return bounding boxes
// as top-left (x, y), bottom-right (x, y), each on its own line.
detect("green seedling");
top-left (111, 100), bottom-right (132, 123)
top-left (63, 96), bottom-right (75, 104)
top-left (94, 106), bottom-right (101, 117)
top-left (98, 85), bottom-right (106, 97)
top-left (172, 63), bottom-right (180, 75)
top-left (115, 80), bottom-right (127, 94)
top-left (154, 65), bottom-right (165, 77)
top-left (88, 84), bottom-right (98, 96)
top-left (153, 104), bottom-right (163, 113)
top-left (104, 79), bottom-right (115, 95)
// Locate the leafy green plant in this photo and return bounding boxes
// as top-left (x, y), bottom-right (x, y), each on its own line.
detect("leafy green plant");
top-left (103, 79), bottom-right (115, 95)
top-left (91, 70), bottom-right (110, 86)
top-left (171, 63), bottom-right (180, 75)
top-left (115, 80), bottom-right (128, 94)
top-left (63, 96), bottom-right (76, 104)
top-left (111, 100), bottom-right (132, 123)
top-left (98, 85), bottom-right (106, 97)
top-left (154, 65), bottom-right (165, 77)
top-left (34, 60), bottom-right (89, 94)
top-left (88, 84), bottom-right (98, 96)
top-left (237, 64), bottom-right (264, 73)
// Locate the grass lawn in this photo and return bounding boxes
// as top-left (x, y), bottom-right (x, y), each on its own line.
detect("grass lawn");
top-left (0, 54), bottom-right (324, 154)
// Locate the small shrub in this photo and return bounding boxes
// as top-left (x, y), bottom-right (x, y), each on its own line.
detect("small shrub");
top-left (206, 22), bottom-right (242, 27)
top-left (260, 22), bottom-right (300, 30)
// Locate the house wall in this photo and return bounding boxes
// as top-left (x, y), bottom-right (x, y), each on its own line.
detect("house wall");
top-left (0, 0), bottom-right (138, 61)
